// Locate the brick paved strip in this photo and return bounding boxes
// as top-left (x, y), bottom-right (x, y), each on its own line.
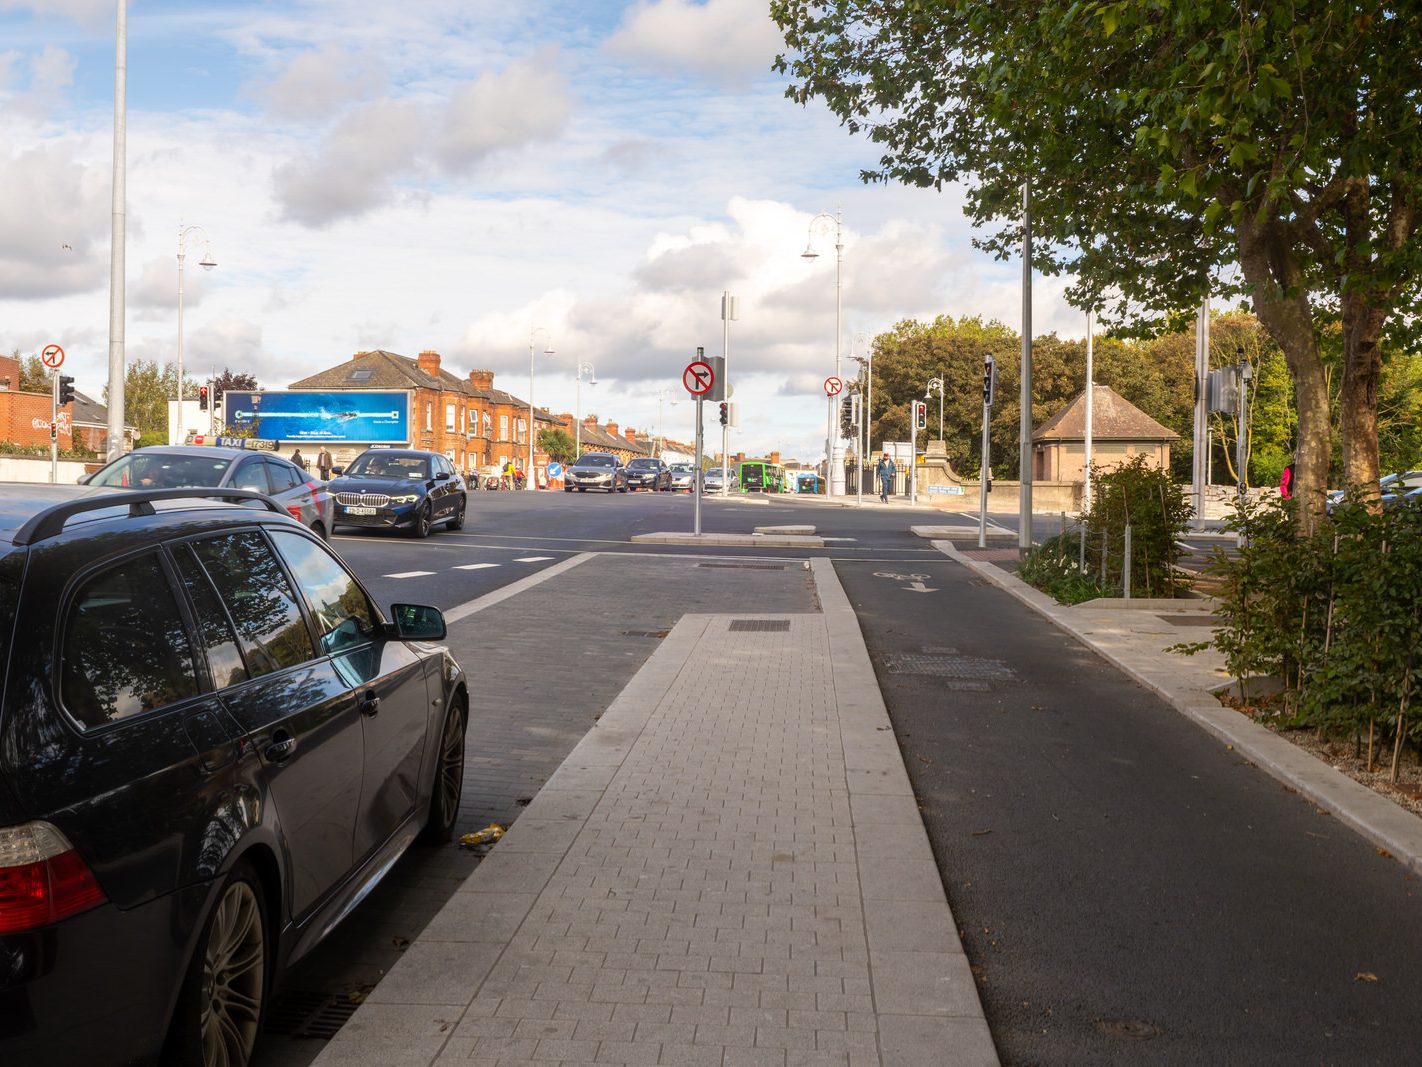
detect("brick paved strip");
top-left (313, 563), bottom-right (998, 1066)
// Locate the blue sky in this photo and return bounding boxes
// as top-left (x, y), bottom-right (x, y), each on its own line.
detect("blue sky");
top-left (1, 0), bottom-right (1082, 461)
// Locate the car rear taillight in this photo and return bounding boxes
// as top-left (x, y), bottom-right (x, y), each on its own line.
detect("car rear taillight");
top-left (0, 822), bottom-right (107, 934)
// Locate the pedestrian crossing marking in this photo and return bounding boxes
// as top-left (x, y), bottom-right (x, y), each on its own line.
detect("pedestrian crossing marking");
top-left (515, 556), bottom-right (554, 562)
top-left (384, 570), bottom-right (436, 578)
top-left (454, 563), bottom-right (501, 570)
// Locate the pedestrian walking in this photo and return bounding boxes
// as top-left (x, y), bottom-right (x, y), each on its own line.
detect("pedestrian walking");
top-left (316, 446), bottom-right (333, 481)
top-left (290, 448), bottom-right (306, 472)
top-left (1279, 461), bottom-right (1293, 501)
top-left (875, 452), bottom-right (896, 503)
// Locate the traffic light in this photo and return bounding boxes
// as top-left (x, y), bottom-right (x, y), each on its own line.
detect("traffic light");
top-left (839, 396), bottom-right (854, 438)
top-left (719, 402), bottom-right (728, 426)
top-left (212, 383), bottom-right (224, 407)
top-left (982, 356), bottom-right (997, 407)
top-left (199, 385), bottom-right (209, 411)
top-left (57, 375), bottom-right (76, 406)
top-left (913, 400), bottom-right (927, 431)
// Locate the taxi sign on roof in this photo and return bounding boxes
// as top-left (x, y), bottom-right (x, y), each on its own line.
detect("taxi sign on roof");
top-left (185, 432), bottom-right (279, 451)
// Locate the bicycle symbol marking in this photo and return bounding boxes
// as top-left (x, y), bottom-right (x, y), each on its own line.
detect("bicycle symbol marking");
top-left (873, 572), bottom-right (931, 581)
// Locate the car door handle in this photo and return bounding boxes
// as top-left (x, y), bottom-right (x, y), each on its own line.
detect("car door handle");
top-left (265, 730), bottom-right (297, 762)
top-left (359, 690), bottom-right (381, 717)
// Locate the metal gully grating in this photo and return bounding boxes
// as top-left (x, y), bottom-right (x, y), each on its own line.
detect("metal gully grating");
top-left (729, 619), bottom-right (791, 632)
top-left (698, 563), bottom-right (787, 570)
top-left (263, 990), bottom-right (361, 1040)
top-left (620, 630), bottom-right (669, 638)
top-left (882, 653), bottom-right (1018, 682)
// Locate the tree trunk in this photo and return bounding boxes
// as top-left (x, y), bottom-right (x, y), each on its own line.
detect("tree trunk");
top-left (1339, 299), bottom-right (1385, 499)
top-left (1234, 216), bottom-right (1329, 534)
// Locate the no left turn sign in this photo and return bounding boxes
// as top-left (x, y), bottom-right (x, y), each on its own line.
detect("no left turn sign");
top-left (41, 344), bottom-right (64, 369)
top-left (683, 360), bottom-right (715, 395)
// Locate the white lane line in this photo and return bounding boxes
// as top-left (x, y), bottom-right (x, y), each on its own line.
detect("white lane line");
top-left (515, 556), bottom-right (555, 562)
top-left (454, 563), bottom-right (501, 570)
top-left (444, 553), bottom-right (595, 625)
top-left (821, 537), bottom-right (859, 542)
top-left (384, 570), bottom-right (436, 578)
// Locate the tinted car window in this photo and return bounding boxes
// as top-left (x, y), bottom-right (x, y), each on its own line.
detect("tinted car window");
top-left (266, 459), bottom-right (303, 491)
top-left (270, 530), bottom-right (378, 656)
top-left (345, 454), bottom-right (430, 480)
top-left (190, 532), bottom-right (315, 677)
top-left (172, 544), bottom-right (250, 690)
top-left (61, 553), bottom-right (199, 727)
top-left (229, 459), bottom-right (270, 493)
top-left (628, 459), bottom-right (658, 469)
top-left (576, 454), bottom-right (614, 467)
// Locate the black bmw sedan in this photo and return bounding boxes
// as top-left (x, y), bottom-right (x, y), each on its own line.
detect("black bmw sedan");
top-left (328, 449), bottom-right (466, 537)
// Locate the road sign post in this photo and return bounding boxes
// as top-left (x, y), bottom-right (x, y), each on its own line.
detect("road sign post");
top-left (684, 350), bottom-right (716, 536)
top-left (979, 356), bottom-right (996, 548)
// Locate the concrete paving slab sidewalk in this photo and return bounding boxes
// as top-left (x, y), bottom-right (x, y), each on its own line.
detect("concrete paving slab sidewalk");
top-left (936, 539), bottom-right (1422, 878)
top-left (312, 559), bottom-right (997, 1067)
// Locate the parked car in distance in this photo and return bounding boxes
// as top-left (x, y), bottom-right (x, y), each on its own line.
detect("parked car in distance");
top-left (668, 463), bottom-right (697, 492)
top-left (0, 485), bottom-right (467, 1067)
top-left (82, 442), bottom-right (335, 540)
top-left (703, 466), bottom-right (738, 493)
top-left (328, 449), bottom-right (466, 536)
top-left (564, 452), bottom-right (628, 493)
top-left (625, 457), bottom-right (672, 492)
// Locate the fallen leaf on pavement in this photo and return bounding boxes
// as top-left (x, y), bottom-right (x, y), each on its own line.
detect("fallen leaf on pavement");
top-left (1354, 972), bottom-right (1379, 982)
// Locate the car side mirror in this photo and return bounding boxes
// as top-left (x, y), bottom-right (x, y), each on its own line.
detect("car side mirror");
top-left (434, 471), bottom-right (451, 480)
top-left (388, 603), bottom-right (446, 641)
top-left (331, 466), bottom-right (344, 476)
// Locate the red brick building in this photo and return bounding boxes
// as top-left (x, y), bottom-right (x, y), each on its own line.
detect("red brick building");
top-left (0, 354), bottom-right (73, 451)
top-left (288, 349), bottom-right (562, 482)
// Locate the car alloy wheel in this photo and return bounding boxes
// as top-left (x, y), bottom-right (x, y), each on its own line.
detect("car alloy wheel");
top-left (421, 700), bottom-right (466, 844)
top-left (198, 869), bottom-right (266, 1067)
top-left (411, 503), bottom-right (432, 538)
top-left (447, 502), bottom-right (465, 530)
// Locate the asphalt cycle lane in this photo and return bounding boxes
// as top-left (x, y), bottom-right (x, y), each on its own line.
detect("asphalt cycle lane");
top-left (834, 555), bottom-right (1422, 1065)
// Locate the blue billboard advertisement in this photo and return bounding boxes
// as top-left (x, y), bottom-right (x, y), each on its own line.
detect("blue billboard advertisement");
top-left (224, 391), bottom-right (411, 443)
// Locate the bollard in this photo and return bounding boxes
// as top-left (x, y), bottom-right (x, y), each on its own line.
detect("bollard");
top-left (1123, 523), bottom-right (1133, 601)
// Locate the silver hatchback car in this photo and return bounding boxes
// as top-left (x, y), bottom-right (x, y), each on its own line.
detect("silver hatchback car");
top-left (83, 445), bottom-right (337, 540)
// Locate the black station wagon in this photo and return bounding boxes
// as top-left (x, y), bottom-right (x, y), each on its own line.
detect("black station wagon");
top-left (0, 485), bottom-right (468, 1066)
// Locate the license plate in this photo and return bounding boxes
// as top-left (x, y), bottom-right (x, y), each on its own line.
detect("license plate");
top-left (345, 505), bottom-right (377, 515)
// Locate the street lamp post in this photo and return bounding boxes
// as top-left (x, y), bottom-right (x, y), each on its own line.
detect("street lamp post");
top-left (105, 0), bottom-right (128, 461)
top-left (925, 377), bottom-right (944, 442)
top-left (175, 224), bottom-right (216, 443)
top-left (802, 208), bottom-right (843, 497)
top-left (528, 327), bottom-right (553, 490)
top-left (574, 361), bottom-right (595, 459)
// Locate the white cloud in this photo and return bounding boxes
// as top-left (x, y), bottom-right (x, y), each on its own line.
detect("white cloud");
top-left (0, 142), bottom-right (108, 299)
top-left (0, 0), bottom-right (112, 26)
top-left (129, 254), bottom-right (214, 317)
top-left (272, 98), bottom-right (429, 226)
top-left (604, 0), bottom-right (783, 88)
top-left (438, 52), bottom-right (569, 172)
top-left (259, 45), bottom-right (384, 122)
top-left (0, 49), bottom-right (19, 89)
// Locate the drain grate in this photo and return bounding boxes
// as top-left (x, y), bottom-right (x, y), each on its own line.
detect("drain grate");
top-left (882, 653), bottom-right (1018, 682)
top-left (264, 990), bottom-right (361, 1040)
top-left (729, 619), bottom-right (791, 632)
top-left (698, 563), bottom-right (787, 570)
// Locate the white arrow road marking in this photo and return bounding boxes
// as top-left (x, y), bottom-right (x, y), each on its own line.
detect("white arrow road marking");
top-left (903, 580), bottom-right (937, 593)
top-left (384, 570), bottom-right (436, 578)
top-left (454, 563), bottom-right (500, 570)
top-left (515, 556), bottom-right (555, 562)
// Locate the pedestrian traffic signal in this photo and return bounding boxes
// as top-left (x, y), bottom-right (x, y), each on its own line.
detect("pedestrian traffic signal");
top-left (718, 402), bottom-right (728, 426)
top-left (982, 356), bottom-right (997, 407)
top-left (212, 383), bottom-right (224, 407)
top-left (57, 375), bottom-right (76, 406)
top-left (839, 396), bottom-right (854, 438)
top-left (913, 400), bottom-right (927, 431)
top-left (199, 385), bottom-right (209, 411)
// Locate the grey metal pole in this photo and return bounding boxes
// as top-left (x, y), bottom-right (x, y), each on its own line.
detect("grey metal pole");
top-left (1235, 363), bottom-right (1249, 507)
top-left (721, 291), bottom-right (732, 497)
top-left (105, 0), bottom-right (128, 462)
top-left (1019, 181), bottom-right (1033, 549)
top-left (1084, 308), bottom-right (1093, 512)
top-left (1192, 297), bottom-right (1210, 529)
top-left (693, 398), bottom-right (703, 535)
top-left (51, 372), bottom-right (59, 482)
top-left (527, 336), bottom-right (535, 490)
top-left (175, 236), bottom-right (185, 444)
top-left (832, 209), bottom-right (842, 497)
top-left (978, 369), bottom-right (992, 549)
top-left (1123, 524), bottom-right (1133, 600)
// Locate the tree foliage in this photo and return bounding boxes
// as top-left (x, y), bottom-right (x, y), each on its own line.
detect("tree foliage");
top-left (538, 427), bottom-right (576, 465)
top-left (773, 0), bottom-right (1422, 530)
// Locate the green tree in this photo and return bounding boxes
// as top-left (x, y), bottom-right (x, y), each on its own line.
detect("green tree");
top-left (102, 360), bottom-right (202, 440)
top-left (773, 0), bottom-right (1422, 530)
top-left (16, 352), bottom-right (50, 393)
top-left (538, 427), bottom-right (576, 465)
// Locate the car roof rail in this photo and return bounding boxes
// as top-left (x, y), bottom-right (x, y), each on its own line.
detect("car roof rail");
top-left (13, 487), bottom-right (286, 546)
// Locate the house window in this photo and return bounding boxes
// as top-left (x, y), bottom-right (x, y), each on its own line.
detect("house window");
top-left (499, 415), bottom-right (509, 439)
top-left (424, 402), bottom-right (433, 431)
top-left (516, 417), bottom-right (527, 444)
top-left (445, 403), bottom-right (455, 432)
top-left (468, 406), bottom-right (476, 431)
